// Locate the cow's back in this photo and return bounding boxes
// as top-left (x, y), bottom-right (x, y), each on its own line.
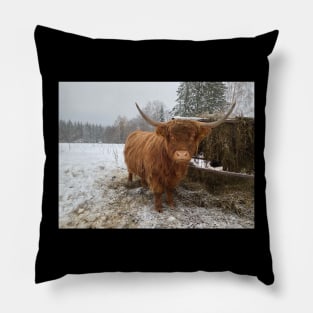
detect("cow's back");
top-left (124, 130), bottom-right (165, 179)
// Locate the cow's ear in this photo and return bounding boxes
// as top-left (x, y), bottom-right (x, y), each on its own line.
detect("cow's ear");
top-left (198, 125), bottom-right (212, 141)
top-left (156, 125), bottom-right (168, 138)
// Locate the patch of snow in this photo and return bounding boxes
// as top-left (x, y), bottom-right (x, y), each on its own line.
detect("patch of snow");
top-left (191, 158), bottom-right (223, 171)
top-left (59, 143), bottom-right (125, 217)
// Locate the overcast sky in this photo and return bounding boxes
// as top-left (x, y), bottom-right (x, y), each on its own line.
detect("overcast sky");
top-left (59, 82), bottom-right (180, 126)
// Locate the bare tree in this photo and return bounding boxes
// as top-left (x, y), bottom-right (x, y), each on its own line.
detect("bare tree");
top-left (224, 82), bottom-right (254, 117)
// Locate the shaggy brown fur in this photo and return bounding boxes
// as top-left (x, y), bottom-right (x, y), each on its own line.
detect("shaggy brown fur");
top-left (124, 120), bottom-right (211, 212)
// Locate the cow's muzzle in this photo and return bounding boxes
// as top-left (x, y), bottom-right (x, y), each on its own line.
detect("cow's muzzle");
top-left (173, 150), bottom-right (191, 162)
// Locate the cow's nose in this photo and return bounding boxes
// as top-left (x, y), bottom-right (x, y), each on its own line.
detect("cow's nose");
top-left (174, 150), bottom-right (190, 160)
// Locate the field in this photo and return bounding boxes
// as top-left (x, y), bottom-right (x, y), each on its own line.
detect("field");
top-left (59, 143), bottom-right (254, 228)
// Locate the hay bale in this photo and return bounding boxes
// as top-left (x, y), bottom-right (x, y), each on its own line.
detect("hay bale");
top-left (199, 117), bottom-right (254, 174)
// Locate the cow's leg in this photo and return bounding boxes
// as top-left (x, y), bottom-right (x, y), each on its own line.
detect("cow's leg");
top-left (149, 178), bottom-right (164, 213)
top-left (154, 193), bottom-right (163, 213)
top-left (166, 189), bottom-right (175, 209)
top-left (128, 172), bottom-right (133, 182)
top-left (141, 178), bottom-right (148, 187)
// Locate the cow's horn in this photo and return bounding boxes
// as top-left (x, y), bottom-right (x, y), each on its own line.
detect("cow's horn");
top-left (200, 101), bottom-right (236, 128)
top-left (135, 103), bottom-right (163, 127)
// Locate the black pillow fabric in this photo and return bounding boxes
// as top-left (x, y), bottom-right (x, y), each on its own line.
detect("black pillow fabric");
top-left (34, 25), bottom-right (278, 284)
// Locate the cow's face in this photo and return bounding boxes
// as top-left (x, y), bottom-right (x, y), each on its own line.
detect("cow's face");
top-left (156, 120), bottom-right (212, 163)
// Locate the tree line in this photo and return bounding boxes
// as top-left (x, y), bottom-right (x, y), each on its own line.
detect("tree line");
top-left (59, 101), bottom-right (168, 143)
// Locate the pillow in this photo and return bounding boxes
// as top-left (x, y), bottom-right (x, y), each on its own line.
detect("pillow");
top-left (34, 25), bottom-right (278, 285)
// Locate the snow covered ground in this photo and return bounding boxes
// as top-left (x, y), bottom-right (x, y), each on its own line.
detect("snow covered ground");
top-left (190, 157), bottom-right (223, 171)
top-left (59, 143), bottom-right (254, 229)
